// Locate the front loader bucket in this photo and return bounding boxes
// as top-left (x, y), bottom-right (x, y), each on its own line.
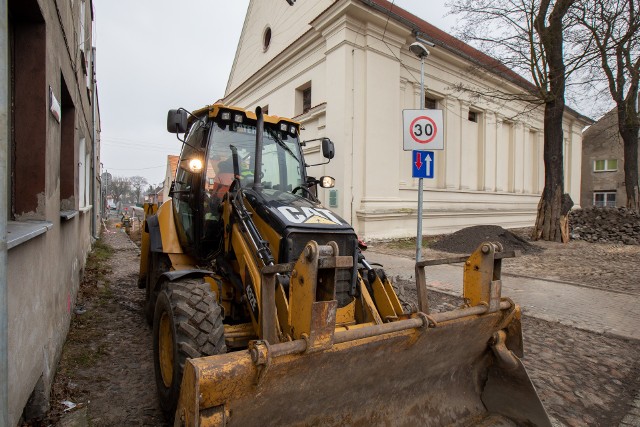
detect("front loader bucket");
top-left (175, 303), bottom-right (550, 427)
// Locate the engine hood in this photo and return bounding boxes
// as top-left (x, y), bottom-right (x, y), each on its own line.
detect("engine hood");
top-left (243, 188), bottom-right (353, 234)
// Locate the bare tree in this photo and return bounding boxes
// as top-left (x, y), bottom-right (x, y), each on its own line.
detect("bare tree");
top-left (450, 0), bottom-right (589, 241)
top-left (111, 176), bottom-right (131, 204)
top-left (575, 0), bottom-right (640, 211)
top-left (130, 176), bottom-right (148, 205)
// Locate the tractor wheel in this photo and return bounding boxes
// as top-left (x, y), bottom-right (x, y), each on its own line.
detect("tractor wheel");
top-left (152, 278), bottom-right (226, 422)
top-left (145, 252), bottom-right (170, 326)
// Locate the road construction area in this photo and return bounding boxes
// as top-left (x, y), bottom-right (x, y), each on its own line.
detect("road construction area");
top-left (33, 220), bottom-right (640, 427)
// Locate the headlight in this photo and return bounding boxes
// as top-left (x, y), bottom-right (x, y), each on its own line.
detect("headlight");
top-left (188, 158), bottom-right (203, 172)
top-left (221, 111), bottom-right (231, 121)
top-left (234, 114), bottom-right (243, 123)
top-left (280, 123), bottom-right (288, 132)
top-left (319, 176), bottom-right (335, 188)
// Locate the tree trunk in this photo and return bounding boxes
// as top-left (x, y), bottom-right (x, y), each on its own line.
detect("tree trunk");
top-left (532, 0), bottom-right (574, 242)
top-left (620, 124), bottom-right (639, 211)
top-left (613, 91), bottom-right (640, 211)
top-left (533, 98), bottom-right (566, 242)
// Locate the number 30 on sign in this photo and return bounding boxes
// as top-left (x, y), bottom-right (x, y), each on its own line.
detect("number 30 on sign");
top-left (402, 109), bottom-right (444, 151)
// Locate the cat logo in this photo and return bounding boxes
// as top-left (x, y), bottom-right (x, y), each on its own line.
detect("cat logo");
top-left (277, 206), bottom-right (342, 225)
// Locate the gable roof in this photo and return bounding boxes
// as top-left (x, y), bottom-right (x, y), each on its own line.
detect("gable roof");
top-left (226, 0), bottom-right (591, 123)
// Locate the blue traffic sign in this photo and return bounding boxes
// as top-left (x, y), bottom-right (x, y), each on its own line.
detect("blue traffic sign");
top-left (412, 150), bottom-right (434, 178)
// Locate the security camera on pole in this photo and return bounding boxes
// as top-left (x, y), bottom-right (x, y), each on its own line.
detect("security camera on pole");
top-left (404, 40), bottom-right (443, 262)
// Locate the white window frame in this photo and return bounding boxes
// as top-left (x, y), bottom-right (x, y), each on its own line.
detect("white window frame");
top-left (593, 191), bottom-right (616, 207)
top-left (593, 159), bottom-right (618, 172)
top-left (78, 136), bottom-right (91, 208)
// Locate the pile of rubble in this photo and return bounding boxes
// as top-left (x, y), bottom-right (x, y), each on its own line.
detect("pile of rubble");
top-left (569, 207), bottom-right (640, 245)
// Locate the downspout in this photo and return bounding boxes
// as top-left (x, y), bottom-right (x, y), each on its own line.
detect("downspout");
top-left (0, 0), bottom-right (10, 424)
top-left (90, 47), bottom-right (98, 238)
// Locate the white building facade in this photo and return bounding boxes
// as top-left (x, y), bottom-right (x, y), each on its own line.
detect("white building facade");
top-left (224, 0), bottom-right (590, 239)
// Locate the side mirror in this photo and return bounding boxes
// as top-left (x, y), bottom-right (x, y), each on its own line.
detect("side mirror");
top-left (321, 138), bottom-right (335, 160)
top-left (167, 109), bottom-right (188, 134)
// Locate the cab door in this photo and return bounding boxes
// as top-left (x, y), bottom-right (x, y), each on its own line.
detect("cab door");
top-left (172, 121), bottom-right (208, 255)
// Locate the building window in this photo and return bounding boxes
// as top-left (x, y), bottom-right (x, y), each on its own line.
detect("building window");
top-left (60, 75), bottom-right (76, 210)
top-left (263, 26), bottom-right (272, 51)
top-left (303, 87), bottom-right (311, 113)
top-left (425, 97), bottom-right (438, 109)
top-left (468, 110), bottom-right (478, 122)
top-left (78, 136), bottom-right (90, 208)
top-left (79, 0), bottom-right (87, 54)
top-left (594, 159), bottom-right (617, 172)
top-left (9, 1), bottom-right (47, 219)
top-left (295, 82), bottom-right (312, 115)
top-left (594, 191), bottom-right (616, 207)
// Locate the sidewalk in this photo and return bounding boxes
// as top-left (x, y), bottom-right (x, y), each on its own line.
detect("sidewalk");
top-left (365, 249), bottom-right (640, 341)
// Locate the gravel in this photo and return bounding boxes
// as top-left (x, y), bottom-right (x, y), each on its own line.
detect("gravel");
top-left (430, 225), bottom-right (540, 254)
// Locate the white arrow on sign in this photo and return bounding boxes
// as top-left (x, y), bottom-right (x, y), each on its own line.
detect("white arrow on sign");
top-left (425, 153), bottom-right (432, 176)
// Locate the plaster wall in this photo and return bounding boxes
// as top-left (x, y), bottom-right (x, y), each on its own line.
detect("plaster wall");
top-left (224, 0), bottom-right (588, 239)
top-left (7, 0), bottom-right (98, 424)
top-left (580, 110), bottom-right (637, 207)
top-left (226, 0), bottom-right (335, 94)
top-left (8, 214), bottom-right (91, 425)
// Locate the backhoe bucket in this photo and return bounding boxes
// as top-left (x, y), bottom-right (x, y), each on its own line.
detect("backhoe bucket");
top-left (175, 304), bottom-right (549, 426)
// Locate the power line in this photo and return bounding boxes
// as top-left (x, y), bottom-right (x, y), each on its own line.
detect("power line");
top-left (106, 164), bottom-right (166, 171)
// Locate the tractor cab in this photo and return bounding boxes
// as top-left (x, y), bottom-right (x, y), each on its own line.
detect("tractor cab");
top-left (168, 105), bottom-right (336, 261)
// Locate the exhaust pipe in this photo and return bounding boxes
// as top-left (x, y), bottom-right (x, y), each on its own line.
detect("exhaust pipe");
top-left (253, 106), bottom-right (263, 191)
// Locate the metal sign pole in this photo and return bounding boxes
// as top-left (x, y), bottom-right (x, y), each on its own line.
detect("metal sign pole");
top-left (416, 57), bottom-right (425, 262)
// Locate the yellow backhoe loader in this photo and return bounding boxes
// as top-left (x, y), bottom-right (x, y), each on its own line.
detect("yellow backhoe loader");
top-left (138, 103), bottom-right (551, 426)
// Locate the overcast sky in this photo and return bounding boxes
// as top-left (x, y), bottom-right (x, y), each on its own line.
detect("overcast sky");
top-left (95, 1), bottom-right (457, 186)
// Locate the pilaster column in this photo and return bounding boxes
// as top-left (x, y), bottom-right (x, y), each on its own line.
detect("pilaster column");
top-left (495, 114), bottom-right (507, 192)
top-left (459, 102), bottom-right (471, 189)
top-left (513, 121), bottom-right (525, 193)
top-left (523, 124), bottom-right (533, 193)
top-left (484, 111), bottom-right (497, 191)
top-left (444, 97), bottom-right (461, 189)
top-left (413, 82), bottom-right (421, 109)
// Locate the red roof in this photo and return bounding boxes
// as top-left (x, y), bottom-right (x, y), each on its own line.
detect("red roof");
top-left (167, 155), bottom-right (179, 180)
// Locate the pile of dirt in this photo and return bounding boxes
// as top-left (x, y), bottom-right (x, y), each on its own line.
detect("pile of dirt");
top-left (570, 207), bottom-right (640, 245)
top-left (430, 225), bottom-right (539, 254)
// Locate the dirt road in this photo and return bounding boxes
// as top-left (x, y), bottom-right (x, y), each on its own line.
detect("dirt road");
top-left (32, 221), bottom-right (640, 426)
top-left (35, 220), bottom-right (164, 426)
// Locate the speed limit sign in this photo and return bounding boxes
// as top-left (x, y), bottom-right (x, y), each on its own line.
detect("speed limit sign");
top-left (402, 109), bottom-right (444, 150)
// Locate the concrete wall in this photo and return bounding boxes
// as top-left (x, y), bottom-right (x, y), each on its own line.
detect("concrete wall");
top-left (581, 109), bottom-right (639, 208)
top-left (7, 0), bottom-right (99, 424)
top-left (224, 0), bottom-right (590, 239)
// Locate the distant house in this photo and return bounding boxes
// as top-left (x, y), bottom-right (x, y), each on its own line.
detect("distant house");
top-left (5, 0), bottom-right (100, 424)
top-left (581, 109), bottom-right (640, 208)
top-left (223, 0), bottom-right (591, 239)
top-left (161, 155), bottom-right (180, 203)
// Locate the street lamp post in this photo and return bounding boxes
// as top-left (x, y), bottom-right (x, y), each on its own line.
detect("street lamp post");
top-left (409, 42), bottom-right (430, 262)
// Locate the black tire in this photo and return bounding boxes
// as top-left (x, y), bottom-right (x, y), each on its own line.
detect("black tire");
top-left (152, 278), bottom-right (226, 422)
top-left (145, 252), bottom-right (170, 326)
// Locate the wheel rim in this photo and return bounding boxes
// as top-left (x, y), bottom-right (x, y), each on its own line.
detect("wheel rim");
top-left (158, 311), bottom-right (174, 388)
